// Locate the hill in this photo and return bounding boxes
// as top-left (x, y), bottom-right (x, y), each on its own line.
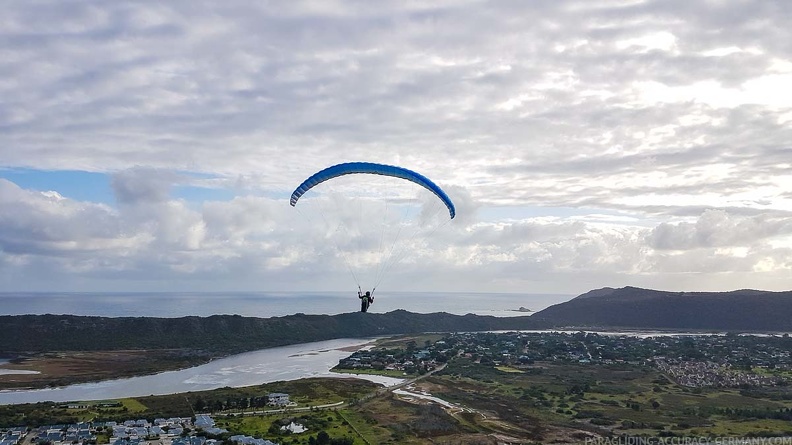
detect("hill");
top-left (3, 287), bottom-right (792, 356)
top-left (531, 286), bottom-right (792, 331)
top-left (0, 311), bottom-right (545, 355)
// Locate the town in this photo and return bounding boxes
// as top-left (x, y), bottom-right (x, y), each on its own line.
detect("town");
top-left (3, 332), bottom-right (792, 444)
top-left (0, 394), bottom-right (297, 445)
top-left (336, 331), bottom-right (792, 388)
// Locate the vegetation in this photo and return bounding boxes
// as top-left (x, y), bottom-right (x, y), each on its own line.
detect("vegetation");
top-left (413, 331), bottom-right (792, 440)
top-left (0, 378), bottom-right (378, 427)
top-left (6, 317), bottom-right (792, 443)
top-left (533, 286), bottom-right (792, 331)
top-left (217, 412), bottom-right (357, 445)
top-left (0, 311), bottom-right (545, 356)
top-left (0, 350), bottom-right (215, 390)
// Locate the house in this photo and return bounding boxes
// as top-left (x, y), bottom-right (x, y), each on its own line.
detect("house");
top-left (171, 436), bottom-right (205, 445)
top-left (229, 435), bottom-right (278, 445)
top-left (169, 418), bottom-right (192, 427)
top-left (132, 427), bottom-right (148, 438)
top-left (111, 426), bottom-right (127, 437)
top-left (168, 428), bottom-right (184, 437)
top-left (194, 415), bottom-right (215, 429)
top-left (149, 427), bottom-right (165, 436)
top-left (267, 393), bottom-right (290, 406)
top-left (203, 428), bottom-right (228, 436)
top-left (112, 439), bottom-right (144, 445)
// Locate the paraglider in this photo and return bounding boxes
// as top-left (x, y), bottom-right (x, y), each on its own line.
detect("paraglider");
top-left (290, 162), bottom-right (455, 312)
top-left (358, 288), bottom-right (374, 312)
top-left (290, 162), bottom-right (455, 219)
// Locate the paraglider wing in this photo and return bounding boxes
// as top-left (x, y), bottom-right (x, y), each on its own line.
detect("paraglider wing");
top-left (290, 162), bottom-right (456, 219)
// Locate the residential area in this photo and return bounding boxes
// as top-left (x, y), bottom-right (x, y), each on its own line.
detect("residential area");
top-left (0, 408), bottom-right (286, 445)
top-left (337, 331), bottom-right (792, 388)
top-left (335, 343), bottom-right (443, 375)
top-left (654, 358), bottom-right (785, 388)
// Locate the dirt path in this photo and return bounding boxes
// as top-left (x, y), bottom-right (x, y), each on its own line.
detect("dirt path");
top-left (358, 363), bottom-right (447, 402)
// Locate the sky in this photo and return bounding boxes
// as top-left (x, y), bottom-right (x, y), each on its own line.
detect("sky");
top-left (1, 0), bottom-right (791, 295)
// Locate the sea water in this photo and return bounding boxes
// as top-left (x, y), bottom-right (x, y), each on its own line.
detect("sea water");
top-left (0, 291), bottom-right (573, 318)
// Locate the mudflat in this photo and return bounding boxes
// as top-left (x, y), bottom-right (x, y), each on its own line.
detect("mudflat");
top-left (0, 349), bottom-right (213, 390)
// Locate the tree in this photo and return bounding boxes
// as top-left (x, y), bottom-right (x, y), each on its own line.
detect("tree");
top-left (317, 431), bottom-right (330, 445)
top-left (267, 423), bottom-right (281, 436)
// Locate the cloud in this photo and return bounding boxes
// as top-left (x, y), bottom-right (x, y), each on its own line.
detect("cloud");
top-left (111, 167), bottom-right (180, 205)
top-left (2, 173), bottom-right (792, 293)
top-left (0, 179), bottom-right (125, 256)
top-left (1, 1), bottom-right (792, 293)
top-left (649, 209), bottom-right (792, 250)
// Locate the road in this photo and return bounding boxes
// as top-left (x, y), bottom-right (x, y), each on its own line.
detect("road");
top-left (218, 400), bottom-right (345, 417)
top-left (216, 363), bottom-right (447, 416)
top-left (20, 431), bottom-right (35, 445)
top-left (359, 362), bottom-right (447, 402)
top-left (207, 364), bottom-right (457, 445)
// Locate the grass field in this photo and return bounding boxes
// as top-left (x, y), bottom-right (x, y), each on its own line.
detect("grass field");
top-left (418, 358), bottom-right (792, 441)
top-left (216, 410), bottom-right (362, 444)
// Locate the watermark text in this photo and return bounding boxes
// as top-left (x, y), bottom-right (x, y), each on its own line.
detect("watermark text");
top-left (585, 437), bottom-right (792, 445)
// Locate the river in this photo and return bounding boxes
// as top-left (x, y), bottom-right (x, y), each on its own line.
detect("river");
top-left (0, 338), bottom-right (403, 406)
top-left (3, 328), bottom-right (774, 406)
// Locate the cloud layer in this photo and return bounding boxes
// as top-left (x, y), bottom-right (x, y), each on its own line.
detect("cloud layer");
top-left (1, 0), bottom-right (791, 293)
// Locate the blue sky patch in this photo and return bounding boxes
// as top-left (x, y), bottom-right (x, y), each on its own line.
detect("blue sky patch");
top-left (0, 168), bottom-right (237, 206)
top-left (0, 169), bottom-right (115, 204)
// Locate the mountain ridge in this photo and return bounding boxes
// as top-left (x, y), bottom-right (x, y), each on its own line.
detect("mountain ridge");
top-left (532, 286), bottom-right (792, 331)
top-left (0, 310), bottom-right (548, 355)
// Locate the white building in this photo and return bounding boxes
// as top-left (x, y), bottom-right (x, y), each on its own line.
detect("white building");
top-left (267, 393), bottom-right (290, 406)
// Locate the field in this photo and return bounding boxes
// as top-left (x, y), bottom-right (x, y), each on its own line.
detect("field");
top-left (0, 350), bottom-right (213, 390)
top-left (0, 378), bottom-right (379, 429)
top-left (424, 359), bottom-right (792, 440)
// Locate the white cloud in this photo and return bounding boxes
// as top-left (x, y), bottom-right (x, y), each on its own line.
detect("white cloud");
top-left (649, 209), bottom-right (792, 250)
top-left (616, 31), bottom-right (678, 53)
top-left (1, 0), bottom-right (792, 293)
top-left (111, 167), bottom-right (180, 205)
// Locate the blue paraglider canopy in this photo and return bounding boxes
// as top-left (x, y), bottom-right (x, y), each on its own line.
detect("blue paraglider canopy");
top-left (290, 162), bottom-right (455, 219)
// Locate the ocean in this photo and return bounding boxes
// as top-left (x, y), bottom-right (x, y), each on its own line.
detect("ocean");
top-left (0, 291), bottom-right (573, 318)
